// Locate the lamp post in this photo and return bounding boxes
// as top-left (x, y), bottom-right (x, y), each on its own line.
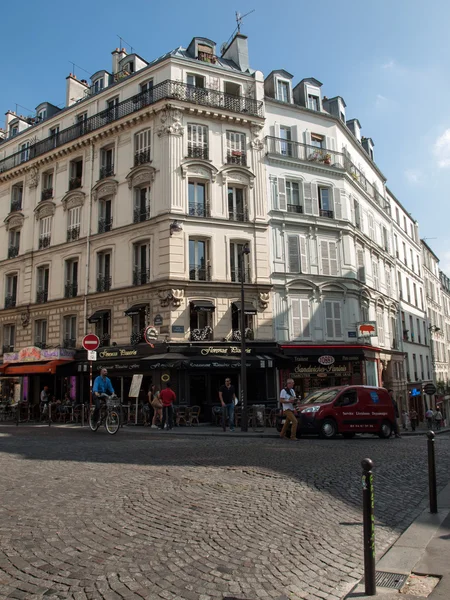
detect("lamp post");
top-left (240, 243), bottom-right (251, 432)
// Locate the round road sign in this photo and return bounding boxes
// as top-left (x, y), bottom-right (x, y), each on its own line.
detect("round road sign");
top-left (144, 326), bottom-right (158, 345)
top-left (424, 383), bottom-right (437, 396)
top-left (82, 334), bottom-right (100, 351)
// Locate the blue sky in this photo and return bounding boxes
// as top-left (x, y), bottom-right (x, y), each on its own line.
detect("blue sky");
top-left (2, 0), bottom-right (449, 271)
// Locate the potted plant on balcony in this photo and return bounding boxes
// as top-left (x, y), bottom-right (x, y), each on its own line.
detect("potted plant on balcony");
top-left (231, 150), bottom-right (243, 156)
top-left (323, 153), bottom-right (332, 165)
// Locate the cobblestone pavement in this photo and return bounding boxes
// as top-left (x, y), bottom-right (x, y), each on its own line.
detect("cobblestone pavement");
top-left (0, 426), bottom-right (449, 600)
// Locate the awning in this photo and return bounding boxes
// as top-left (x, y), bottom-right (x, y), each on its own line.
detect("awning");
top-left (88, 310), bottom-right (110, 323)
top-left (1, 360), bottom-right (71, 376)
top-left (141, 353), bottom-right (186, 369)
top-left (232, 301), bottom-right (257, 315)
top-left (190, 300), bottom-right (215, 313)
top-left (124, 303), bottom-right (148, 317)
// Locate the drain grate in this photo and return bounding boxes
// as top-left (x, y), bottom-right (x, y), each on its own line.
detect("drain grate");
top-left (375, 571), bottom-right (408, 589)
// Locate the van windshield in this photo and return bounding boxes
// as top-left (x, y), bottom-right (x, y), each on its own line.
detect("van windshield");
top-left (299, 389), bottom-right (340, 405)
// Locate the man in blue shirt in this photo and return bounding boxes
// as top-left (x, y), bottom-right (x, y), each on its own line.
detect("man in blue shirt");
top-left (92, 368), bottom-right (115, 424)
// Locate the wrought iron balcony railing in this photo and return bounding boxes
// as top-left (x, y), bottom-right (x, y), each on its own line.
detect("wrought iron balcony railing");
top-left (38, 234), bottom-right (51, 249)
top-left (188, 200), bottom-right (210, 217)
top-left (97, 275), bottom-right (112, 293)
top-left (36, 289), bottom-right (48, 303)
top-left (134, 150), bottom-right (151, 166)
top-left (0, 80), bottom-right (263, 176)
top-left (98, 333), bottom-right (111, 347)
top-left (227, 151), bottom-right (247, 166)
top-left (69, 177), bottom-right (82, 190)
top-left (2, 344), bottom-right (14, 353)
top-left (98, 218), bottom-right (113, 234)
top-left (130, 329), bottom-right (145, 346)
top-left (133, 268), bottom-right (150, 286)
top-left (41, 188), bottom-right (53, 201)
top-left (190, 326), bottom-right (213, 341)
top-left (287, 204), bottom-right (303, 214)
top-left (133, 207), bottom-right (150, 223)
top-left (64, 282), bottom-right (78, 298)
top-left (67, 226), bottom-right (80, 241)
top-left (232, 328), bottom-right (254, 341)
top-left (99, 165), bottom-right (114, 180)
top-left (320, 209), bottom-right (334, 219)
top-left (8, 245), bottom-right (19, 259)
top-left (34, 341), bottom-right (47, 349)
top-left (4, 294), bottom-right (16, 309)
top-left (187, 144), bottom-right (209, 160)
top-left (231, 267), bottom-right (251, 283)
top-left (63, 338), bottom-right (76, 349)
top-left (228, 207), bottom-right (249, 222)
top-left (10, 199), bottom-right (22, 212)
top-left (189, 264), bottom-right (211, 282)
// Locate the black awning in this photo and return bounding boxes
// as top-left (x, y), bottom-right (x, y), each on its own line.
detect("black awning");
top-left (232, 301), bottom-right (257, 315)
top-left (124, 303), bottom-right (148, 317)
top-left (191, 300), bottom-right (215, 313)
top-left (88, 310), bottom-right (110, 324)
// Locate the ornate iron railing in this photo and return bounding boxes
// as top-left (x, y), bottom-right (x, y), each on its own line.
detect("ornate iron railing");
top-left (69, 177), bottom-right (82, 190)
top-left (97, 275), bottom-right (112, 292)
top-left (98, 218), bottom-right (113, 234)
top-left (189, 265), bottom-right (211, 281)
top-left (41, 188), bottom-right (53, 201)
top-left (188, 200), bottom-right (210, 217)
top-left (133, 268), bottom-right (150, 286)
top-left (38, 234), bottom-right (51, 249)
top-left (63, 338), bottom-right (76, 349)
top-left (7, 245), bottom-right (19, 259)
top-left (227, 151), bottom-right (247, 166)
top-left (99, 165), bottom-right (114, 180)
top-left (64, 282), bottom-right (78, 298)
top-left (134, 150), bottom-right (151, 166)
top-left (36, 288), bottom-right (48, 303)
top-left (67, 226), bottom-right (80, 241)
top-left (4, 295), bottom-right (16, 309)
top-left (133, 207), bottom-right (150, 223)
top-left (187, 144), bottom-right (209, 160)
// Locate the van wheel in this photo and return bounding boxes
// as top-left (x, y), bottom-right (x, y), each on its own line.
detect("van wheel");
top-left (379, 421), bottom-right (392, 439)
top-left (319, 419), bottom-right (337, 439)
top-left (343, 433), bottom-right (355, 439)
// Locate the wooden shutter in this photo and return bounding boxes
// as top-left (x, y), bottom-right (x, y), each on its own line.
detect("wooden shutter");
top-left (333, 302), bottom-right (342, 337)
top-left (357, 246), bottom-right (365, 282)
top-left (288, 235), bottom-right (300, 273)
top-left (270, 177), bottom-right (278, 210)
top-left (321, 240), bottom-right (330, 275)
top-left (278, 177), bottom-right (287, 211)
top-left (300, 236), bottom-right (308, 273)
top-left (333, 188), bottom-right (342, 219)
top-left (303, 182), bottom-right (313, 214)
top-left (329, 242), bottom-right (338, 276)
top-left (311, 183), bottom-right (319, 215)
top-left (292, 298), bottom-right (301, 338)
top-left (304, 130), bottom-right (312, 146)
top-left (301, 299), bottom-right (311, 338)
top-left (325, 301), bottom-right (334, 337)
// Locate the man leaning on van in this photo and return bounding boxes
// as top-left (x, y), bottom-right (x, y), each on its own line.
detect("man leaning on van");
top-left (280, 379), bottom-right (298, 441)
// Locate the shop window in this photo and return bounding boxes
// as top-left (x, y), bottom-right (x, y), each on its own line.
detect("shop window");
top-left (231, 303), bottom-right (254, 341)
top-left (190, 303), bottom-right (213, 341)
top-left (95, 312), bottom-right (111, 347)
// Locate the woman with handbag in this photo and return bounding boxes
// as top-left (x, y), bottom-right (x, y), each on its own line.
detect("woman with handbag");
top-left (149, 385), bottom-right (162, 429)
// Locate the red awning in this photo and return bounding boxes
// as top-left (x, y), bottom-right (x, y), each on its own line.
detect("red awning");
top-left (1, 360), bottom-right (71, 376)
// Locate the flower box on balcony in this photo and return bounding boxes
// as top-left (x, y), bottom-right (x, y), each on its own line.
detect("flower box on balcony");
top-left (231, 150), bottom-right (243, 156)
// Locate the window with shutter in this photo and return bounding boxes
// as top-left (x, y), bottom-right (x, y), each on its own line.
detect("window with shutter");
top-left (301, 299), bottom-right (311, 338)
top-left (356, 245), bottom-right (365, 281)
top-left (377, 310), bottom-right (385, 346)
top-left (333, 188), bottom-right (342, 219)
top-left (277, 177), bottom-right (287, 211)
top-left (287, 235), bottom-right (300, 273)
top-left (325, 301), bottom-right (342, 339)
top-left (329, 242), bottom-right (338, 276)
top-left (372, 259), bottom-right (379, 289)
top-left (69, 207), bottom-right (81, 228)
top-left (292, 298), bottom-right (301, 338)
top-left (300, 236), bottom-right (308, 273)
top-left (270, 177), bottom-right (278, 210)
top-left (368, 213), bottom-right (375, 240)
top-left (303, 182), bottom-right (313, 214)
top-left (321, 240), bottom-right (330, 275)
top-left (385, 268), bottom-right (391, 296)
top-left (187, 124), bottom-right (208, 158)
top-left (134, 129), bottom-right (151, 163)
top-left (291, 298), bottom-right (311, 339)
top-left (320, 240), bottom-right (339, 276)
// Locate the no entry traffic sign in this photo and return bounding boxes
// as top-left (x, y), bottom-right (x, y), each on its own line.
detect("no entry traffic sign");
top-left (82, 334), bottom-right (100, 351)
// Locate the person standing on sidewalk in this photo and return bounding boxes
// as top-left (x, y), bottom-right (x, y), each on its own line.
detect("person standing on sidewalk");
top-left (425, 407), bottom-right (434, 429)
top-left (410, 408), bottom-right (418, 431)
top-left (401, 410), bottom-right (408, 431)
top-left (219, 378), bottom-right (236, 432)
top-left (159, 382), bottom-right (176, 430)
top-left (279, 379), bottom-right (298, 441)
top-left (434, 408), bottom-right (443, 430)
top-left (388, 390), bottom-right (401, 438)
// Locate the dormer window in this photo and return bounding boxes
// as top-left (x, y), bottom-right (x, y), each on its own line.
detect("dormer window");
top-left (38, 109), bottom-right (47, 121)
top-left (187, 74), bottom-right (205, 88)
top-left (308, 95), bottom-right (320, 111)
top-left (93, 78), bottom-right (104, 94)
top-left (197, 44), bottom-right (216, 63)
top-left (11, 126), bottom-right (18, 137)
top-left (277, 80), bottom-right (290, 103)
top-left (125, 61), bottom-right (134, 73)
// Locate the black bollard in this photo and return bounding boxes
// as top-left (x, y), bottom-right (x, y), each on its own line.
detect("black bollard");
top-left (362, 458), bottom-right (376, 596)
top-left (427, 431), bottom-right (437, 514)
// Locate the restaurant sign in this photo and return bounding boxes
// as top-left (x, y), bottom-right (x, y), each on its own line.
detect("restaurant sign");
top-left (98, 348), bottom-right (138, 359)
top-left (291, 355), bottom-right (351, 378)
top-left (200, 346), bottom-right (252, 356)
top-left (4, 346), bottom-right (76, 364)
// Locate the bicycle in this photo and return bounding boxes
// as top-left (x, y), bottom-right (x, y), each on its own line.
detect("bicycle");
top-left (89, 393), bottom-right (121, 435)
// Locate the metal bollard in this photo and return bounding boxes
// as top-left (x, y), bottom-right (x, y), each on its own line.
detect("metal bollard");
top-left (427, 431), bottom-right (438, 514)
top-left (48, 402), bottom-right (51, 427)
top-left (362, 458), bottom-right (376, 596)
top-left (81, 403), bottom-right (85, 428)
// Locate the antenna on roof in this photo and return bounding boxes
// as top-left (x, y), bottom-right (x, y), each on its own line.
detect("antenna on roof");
top-left (68, 61), bottom-right (92, 77)
top-left (222, 9), bottom-right (255, 55)
top-left (117, 35), bottom-right (135, 54)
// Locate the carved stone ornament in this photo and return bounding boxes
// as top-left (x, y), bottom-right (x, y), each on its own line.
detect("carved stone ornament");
top-left (158, 289), bottom-right (184, 308)
top-left (4, 213), bottom-right (24, 231)
top-left (92, 179), bottom-right (118, 201)
top-left (61, 191), bottom-right (85, 211)
top-left (180, 161), bottom-right (218, 182)
top-left (126, 165), bottom-right (156, 189)
top-left (250, 124), bottom-right (264, 151)
top-left (26, 166), bottom-right (39, 189)
top-left (221, 168), bottom-right (255, 189)
top-left (157, 109), bottom-right (184, 137)
top-left (258, 292), bottom-right (270, 310)
top-left (34, 200), bottom-right (56, 220)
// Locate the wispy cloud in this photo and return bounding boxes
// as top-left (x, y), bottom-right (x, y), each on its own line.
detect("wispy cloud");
top-left (433, 129), bottom-right (450, 168)
top-left (404, 169), bottom-right (423, 184)
top-left (381, 59), bottom-right (395, 70)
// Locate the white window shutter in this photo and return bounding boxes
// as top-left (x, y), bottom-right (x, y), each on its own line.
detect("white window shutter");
top-left (301, 299), bottom-right (311, 338)
top-left (291, 126), bottom-right (298, 142)
top-left (304, 130), bottom-right (311, 147)
top-left (270, 177), bottom-right (278, 210)
top-left (329, 241), bottom-right (338, 276)
top-left (303, 182), bottom-right (313, 214)
top-left (292, 298), bottom-right (301, 338)
top-left (325, 301), bottom-right (334, 337)
top-left (311, 183), bottom-right (319, 215)
top-left (288, 235), bottom-right (301, 273)
top-left (333, 188), bottom-right (342, 220)
top-left (321, 240), bottom-right (330, 275)
top-left (278, 177), bottom-right (287, 211)
top-left (357, 246), bottom-right (365, 282)
top-left (300, 236), bottom-right (308, 273)
top-left (333, 302), bottom-right (342, 337)
top-left (274, 123), bottom-right (281, 139)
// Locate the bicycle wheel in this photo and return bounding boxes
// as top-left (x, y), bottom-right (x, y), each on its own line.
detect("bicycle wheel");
top-left (89, 408), bottom-right (100, 432)
top-left (105, 409), bottom-right (120, 435)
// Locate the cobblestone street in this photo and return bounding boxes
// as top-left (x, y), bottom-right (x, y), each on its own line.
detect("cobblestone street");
top-left (0, 426), bottom-right (449, 600)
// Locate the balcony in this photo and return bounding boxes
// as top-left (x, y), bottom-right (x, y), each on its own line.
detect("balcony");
top-left (189, 201), bottom-right (210, 217)
top-left (229, 207), bottom-right (249, 222)
top-left (67, 225), bottom-right (80, 242)
top-left (287, 204), bottom-right (303, 214)
top-left (10, 199), bottom-right (22, 212)
top-left (134, 150), bottom-right (151, 166)
top-left (0, 81), bottom-right (263, 176)
top-left (99, 165), bottom-right (114, 180)
top-left (34, 341), bottom-right (47, 349)
top-left (190, 326), bottom-right (213, 341)
top-left (231, 267), bottom-right (251, 283)
top-left (38, 234), bottom-right (51, 249)
top-left (130, 330), bottom-right (145, 346)
top-left (232, 328), bottom-right (254, 341)
top-left (227, 151), bottom-right (247, 166)
top-left (63, 338), bottom-right (76, 349)
top-left (4, 295), bottom-right (16, 309)
top-left (8, 245), bottom-right (19, 259)
top-left (133, 268), bottom-right (150, 286)
top-left (2, 344), bottom-right (14, 354)
top-left (41, 188), bottom-right (53, 201)
top-left (133, 207), bottom-right (150, 223)
top-left (98, 333), bottom-right (111, 348)
top-left (97, 275), bottom-right (112, 293)
top-left (320, 209), bottom-right (334, 219)
top-left (98, 218), bottom-right (113, 234)
top-left (69, 177), bottom-right (82, 190)
top-left (189, 264), bottom-right (211, 282)
top-left (36, 288), bottom-right (48, 304)
top-left (187, 144), bottom-right (209, 160)
top-left (64, 282), bottom-right (78, 299)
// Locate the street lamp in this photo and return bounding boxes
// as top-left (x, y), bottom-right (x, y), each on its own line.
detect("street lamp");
top-left (240, 243), bottom-right (251, 432)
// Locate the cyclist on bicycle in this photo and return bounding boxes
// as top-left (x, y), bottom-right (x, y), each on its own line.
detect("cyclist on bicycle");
top-left (92, 368), bottom-right (115, 425)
